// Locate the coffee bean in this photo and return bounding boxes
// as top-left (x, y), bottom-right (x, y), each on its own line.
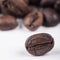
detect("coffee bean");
top-left (23, 9), bottom-right (43, 31)
top-left (54, 0), bottom-right (60, 14)
top-left (0, 15), bottom-right (18, 30)
top-left (1, 0), bottom-right (30, 18)
top-left (25, 33), bottom-right (54, 56)
top-left (43, 8), bottom-right (59, 27)
top-left (40, 0), bottom-right (56, 7)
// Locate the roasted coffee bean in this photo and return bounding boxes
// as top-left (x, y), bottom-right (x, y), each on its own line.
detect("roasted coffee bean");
top-left (0, 15), bottom-right (18, 30)
top-left (1, 0), bottom-right (30, 17)
top-left (54, 0), bottom-right (60, 14)
top-left (29, 0), bottom-right (40, 6)
top-left (43, 8), bottom-right (59, 27)
top-left (40, 0), bottom-right (56, 7)
top-left (23, 10), bottom-right (43, 31)
top-left (25, 33), bottom-right (54, 56)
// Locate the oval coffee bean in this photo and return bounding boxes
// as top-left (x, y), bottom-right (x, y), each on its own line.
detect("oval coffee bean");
top-left (25, 33), bottom-right (54, 56)
top-left (0, 15), bottom-right (18, 30)
top-left (23, 10), bottom-right (43, 31)
top-left (43, 8), bottom-right (59, 27)
top-left (1, 0), bottom-right (30, 17)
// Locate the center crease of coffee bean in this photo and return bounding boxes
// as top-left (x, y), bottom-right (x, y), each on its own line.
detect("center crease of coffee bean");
top-left (29, 12), bottom-right (38, 26)
top-left (30, 40), bottom-right (53, 48)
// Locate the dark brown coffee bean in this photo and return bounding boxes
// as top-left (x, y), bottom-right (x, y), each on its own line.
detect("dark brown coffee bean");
top-left (23, 9), bottom-right (43, 31)
top-left (0, 15), bottom-right (18, 30)
top-left (40, 0), bottom-right (56, 7)
top-left (54, 0), bottom-right (60, 14)
top-left (1, 0), bottom-right (30, 17)
top-left (43, 8), bottom-right (59, 27)
top-left (25, 33), bottom-right (54, 56)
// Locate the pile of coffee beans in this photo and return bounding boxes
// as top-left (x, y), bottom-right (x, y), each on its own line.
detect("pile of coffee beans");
top-left (0, 0), bottom-right (59, 56)
top-left (0, 0), bottom-right (60, 31)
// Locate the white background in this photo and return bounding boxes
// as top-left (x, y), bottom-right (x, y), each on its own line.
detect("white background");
top-left (0, 19), bottom-right (60, 60)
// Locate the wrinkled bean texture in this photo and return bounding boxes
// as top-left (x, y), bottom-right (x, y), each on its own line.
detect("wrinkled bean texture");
top-left (25, 33), bottom-right (54, 56)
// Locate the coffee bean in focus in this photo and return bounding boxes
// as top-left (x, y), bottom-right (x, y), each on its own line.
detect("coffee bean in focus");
top-left (25, 33), bottom-right (54, 56)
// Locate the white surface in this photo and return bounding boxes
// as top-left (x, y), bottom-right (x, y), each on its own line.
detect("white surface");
top-left (0, 19), bottom-right (60, 60)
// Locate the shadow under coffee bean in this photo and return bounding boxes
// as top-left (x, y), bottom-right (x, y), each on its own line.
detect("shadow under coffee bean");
top-left (25, 33), bottom-right (54, 56)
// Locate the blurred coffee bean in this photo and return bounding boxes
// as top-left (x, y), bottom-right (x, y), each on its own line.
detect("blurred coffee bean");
top-left (54, 0), bottom-right (60, 14)
top-left (23, 9), bottom-right (43, 31)
top-left (43, 8), bottom-right (59, 27)
top-left (40, 0), bottom-right (56, 7)
top-left (1, 0), bottom-right (30, 18)
top-left (0, 15), bottom-right (18, 31)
